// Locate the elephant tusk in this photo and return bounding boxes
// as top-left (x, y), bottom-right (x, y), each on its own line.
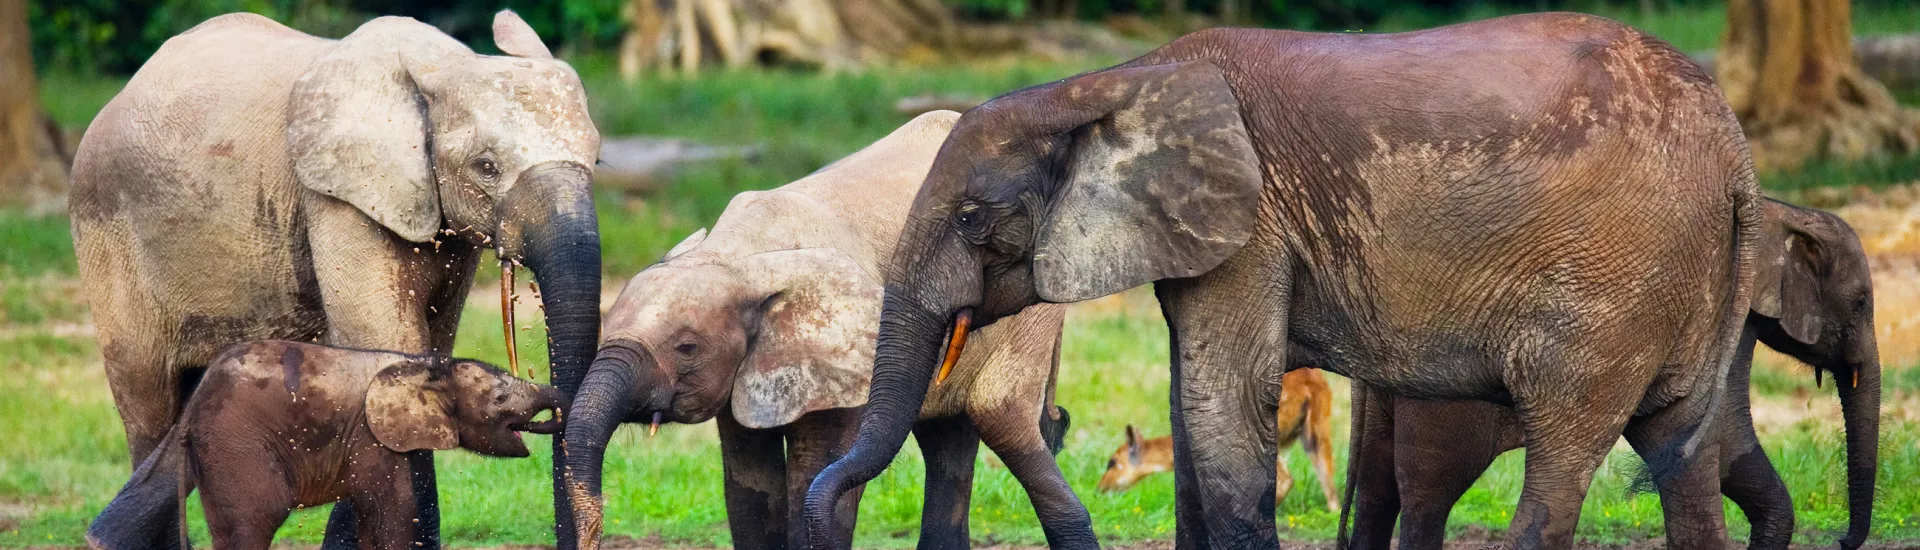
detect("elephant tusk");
top-left (500, 259), bottom-right (520, 378)
top-left (648, 411), bottom-right (662, 437)
top-left (936, 308), bottom-right (973, 385)
top-left (1815, 368), bottom-right (1823, 389)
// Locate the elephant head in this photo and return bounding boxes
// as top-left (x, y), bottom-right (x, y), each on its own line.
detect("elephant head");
top-left (563, 237), bottom-right (881, 547)
top-left (365, 358), bottom-right (567, 458)
top-left (285, 11), bottom-right (603, 400)
top-left (1751, 199), bottom-right (1881, 549)
top-left (802, 60), bottom-right (1262, 537)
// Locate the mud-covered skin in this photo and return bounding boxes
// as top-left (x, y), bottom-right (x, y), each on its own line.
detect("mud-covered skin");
top-left (68, 11), bottom-right (603, 549)
top-left (1349, 199), bottom-right (1881, 550)
top-left (85, 341), bottom-right (564, 550)
top-left (806, 13), bottom-right (1761, 550)
top-left (562, 112), bottom-right (1078, 549)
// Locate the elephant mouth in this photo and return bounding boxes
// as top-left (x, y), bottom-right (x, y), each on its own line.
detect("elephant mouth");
top-left (510, 407), bottom-right (566, 435)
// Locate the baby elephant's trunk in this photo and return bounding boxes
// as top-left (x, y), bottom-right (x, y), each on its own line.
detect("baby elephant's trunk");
top-left (87, 425), bottom-right (190, 550)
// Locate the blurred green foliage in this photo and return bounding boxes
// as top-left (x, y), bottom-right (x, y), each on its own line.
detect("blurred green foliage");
top-left (27, 0), bottom-right (626, 74)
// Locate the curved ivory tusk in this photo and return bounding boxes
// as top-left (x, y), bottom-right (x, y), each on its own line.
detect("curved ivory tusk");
top-left (936, 308), bottom-right (973, 385)
top-left (500, 259), bottom-right (520, 378)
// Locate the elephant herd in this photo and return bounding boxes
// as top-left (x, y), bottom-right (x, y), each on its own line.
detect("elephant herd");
top-left (68, 7), bottom-right (1878, 550)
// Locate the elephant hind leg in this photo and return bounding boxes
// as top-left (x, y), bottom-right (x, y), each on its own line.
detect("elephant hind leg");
top-left (103, 336), bottom-right (184, 467)
top-left (1506, 378), bottom-right (1638, 550)
top-left (1622, 395), bottom-right (1734, 550)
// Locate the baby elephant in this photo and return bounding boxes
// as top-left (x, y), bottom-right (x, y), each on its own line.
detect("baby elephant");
top-left (1098, 369), bottom-right (1339, 512)
top-left (87, 341), bottom-right (564, 550)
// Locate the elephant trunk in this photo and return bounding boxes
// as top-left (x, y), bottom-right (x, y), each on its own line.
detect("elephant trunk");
top-left (804, 294), bottom-right (949, 549)
top-left (562, 342), bottom-right (664, 550)
top-left (1837, 331), bottom-right (1881, 550)
top-left (495, 161), bottom-right (602, 550)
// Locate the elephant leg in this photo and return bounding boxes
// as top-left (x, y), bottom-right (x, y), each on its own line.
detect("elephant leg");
top-left (1506, 384), bottom-right (1636, 550)
top-left (1394, 399), bottom-right (1514, 550)
top-left (307, 193), bottom-right (451, 550)
top-left (1622, 399), bottom-right (1732, 549)
top-left (1345, 384), bottom-right (1399, 550)
top-left (1156, 254), bottom-right (1290, 550)
top-left (787, 408), bottom-right (864, 550)
top-left (974, 402), bottom-right (1096, 549)
top-left (352, 454), bottom-right (427, 550)
top-left (913, 415), bottom-right (979, 550)
top-left (718, 411), bottom-right (790, 550)
top-left (199, 456), bottom-right (294, 550)
top-left (1715, 349), bottom-right (1793, 550)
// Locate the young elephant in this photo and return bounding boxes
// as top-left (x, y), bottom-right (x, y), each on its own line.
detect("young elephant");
top-left (86, 341), bottom-right (565, 550)
top-left (563, 111), bottom-right (1077, 549)
top-left (1099, 369), bottom-right (1339, 513)
top-left (1345, 199), bottom-right (1881, 550)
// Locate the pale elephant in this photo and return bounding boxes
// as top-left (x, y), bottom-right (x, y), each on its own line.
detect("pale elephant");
top-left (561, 111), bottom-right (1079, 549)
top-left (69, 11), bottom-right (602, 549)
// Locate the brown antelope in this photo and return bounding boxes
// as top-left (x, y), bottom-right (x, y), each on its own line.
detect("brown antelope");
top-left (1097, 368), bottom-right (1340, 512)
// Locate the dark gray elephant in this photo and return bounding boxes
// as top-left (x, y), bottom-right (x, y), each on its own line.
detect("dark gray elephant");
top-left (563, 112), bottom-right (1079, 549)
top-left (69, 11), bottom-right (601, 549)
top-left (803, 13), bottom-right (1762, 550)
top-left (1346, 198), bottom-right (1880, 550)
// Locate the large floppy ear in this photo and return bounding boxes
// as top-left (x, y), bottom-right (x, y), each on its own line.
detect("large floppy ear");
top-left (1773, 232), bottom-right (1828, 346)
top-left (493, 10), bottom-right (554, 59)
top-left (287, 20), bottom-right (445, 243)
top-left (1033, 60), bottom-right (1263, 303)
top-left (728, 248), bottom-right (881, 429)
top-left (364, 359), bottom-right (458, 452)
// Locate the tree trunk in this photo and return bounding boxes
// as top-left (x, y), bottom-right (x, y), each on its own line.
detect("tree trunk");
top-left (1717, 0), bottom-right (1920, 170)
top-left (0, 0), bottom-right (68, 213)
top-left (615, 0), bottom-right (988, 76)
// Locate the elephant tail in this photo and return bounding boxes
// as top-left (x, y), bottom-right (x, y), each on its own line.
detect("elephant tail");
top-left (1039, 331), bottom-right (1069, 456)
top-left (88, 423), bottom-right (193, 550)
top-left (1675, 166), bottom-right (1764, 471)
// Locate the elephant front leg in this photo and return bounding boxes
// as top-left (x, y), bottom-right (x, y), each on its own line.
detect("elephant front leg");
top-left (305, 192), bottom-right (450, 550)
top-left (912, 415), bottom-right (980, 550)
top-left (1155, 260), bottom-right (1290, 550)
top-left (786, 408), bottom-right (865, 550)
top-left (973, 409), bottom-right (1096, 549)
top-left (718, 411), bottom-right (791, 550)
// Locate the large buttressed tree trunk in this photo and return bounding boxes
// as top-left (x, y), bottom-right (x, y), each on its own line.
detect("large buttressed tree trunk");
top-left (615, 0), bottom-right (1019, 77)
top-left (0, 0), bottom-right (69, 213)
top-left (1718, 0), bottom-right (1920, 170)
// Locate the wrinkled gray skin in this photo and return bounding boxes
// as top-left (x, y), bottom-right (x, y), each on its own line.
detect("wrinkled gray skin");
top-left (1348, 199), bottom-right (1880, 550)
top-left (68, 12), bottom-right (601, 550)
top-left (563, 112), bottom-right (1078, 550)
top-left (86, 341), bottom-right (566, 550)
top-left (805, 14), bottom-right (1762, 550)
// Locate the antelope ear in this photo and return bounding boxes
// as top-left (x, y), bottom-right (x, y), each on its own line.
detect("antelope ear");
top-left (665, 228), bottom-right (708, 260)
top-left (1124, 425), bottom-right (1143, 463)
top-left (728, 248), bottom-right (881, 429)
top-left (364, 359), bottom-right (458, 452)
top-left (493, 10), bottom-right (554, 59)
top-left (1033, 60), bottom-right (1262, 303)
top-left (288, 19), bottom-right (443, 243)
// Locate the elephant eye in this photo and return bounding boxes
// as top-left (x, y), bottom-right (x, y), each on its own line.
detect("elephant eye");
top-left (472, 158), bottom-right (501, 181)
top-left (675, 342), bottom-right (698, 356)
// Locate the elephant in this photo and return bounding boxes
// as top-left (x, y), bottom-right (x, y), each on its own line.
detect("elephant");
top-left (802, 13), bottom-right (1762, 550)
top-left (562, 111), bottom-right (1080, 549)
top-left (67, 11), bottom-right (602, 549)
top-left (1345, 198), bottom-right (1880, 550)
top-left (86, 341), bottom-right (566, 550)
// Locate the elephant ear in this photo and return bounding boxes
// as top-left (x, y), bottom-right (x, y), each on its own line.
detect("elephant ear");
top-left (364, 359), bottom-right (458, 452)
top-left (664, 228), bottom-right (708, 260)
top-left (492, 10), bottom-right (554, 59)
top-left (1033, 61), bottom-right (1263, 303)
top-left (729, 248), bottom-right (881, 429)
top-left (288, 23), bottom-right (441, 243)
top-left (1766, 232), bottom-right (1827, 346)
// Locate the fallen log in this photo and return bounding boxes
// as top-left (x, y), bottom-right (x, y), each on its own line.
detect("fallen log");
top-left (595, 136), bottom-right (761, 194)
top-left (1692, 33), bottom-right (1920, 92)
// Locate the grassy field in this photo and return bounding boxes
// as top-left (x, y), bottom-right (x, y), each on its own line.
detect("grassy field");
top-left (6, 2), bottom-right (1920, 547)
